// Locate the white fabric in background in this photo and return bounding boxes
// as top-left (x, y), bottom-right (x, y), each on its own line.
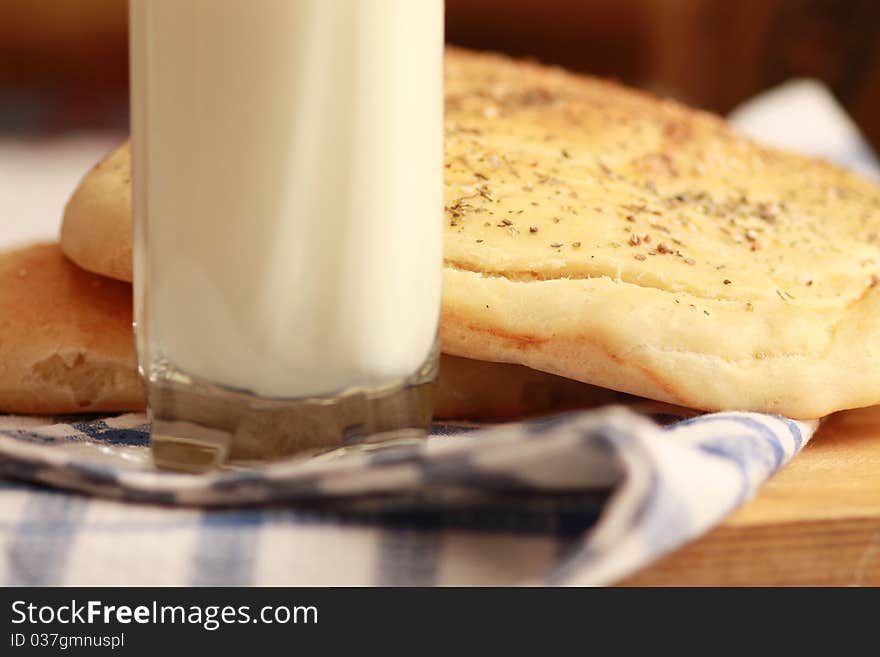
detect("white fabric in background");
top-left (0, 133), bottom-right (124, 249)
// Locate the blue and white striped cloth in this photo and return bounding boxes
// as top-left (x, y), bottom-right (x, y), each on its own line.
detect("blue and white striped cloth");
top-left (0, 408), bottom-right (815, 585)
top-left (0, 80), bottom-right (872, 586)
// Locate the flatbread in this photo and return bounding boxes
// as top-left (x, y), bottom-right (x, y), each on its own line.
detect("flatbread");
top-left (0, 243), bottom-right (142, 414)
top-left (60, 48), bottom-right (880, 418)
top-left (441, 49), bottom-right (880, 419)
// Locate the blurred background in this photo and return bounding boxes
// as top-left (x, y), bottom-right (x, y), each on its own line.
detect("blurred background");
top-left (0, 0), bottom-right (879, 147)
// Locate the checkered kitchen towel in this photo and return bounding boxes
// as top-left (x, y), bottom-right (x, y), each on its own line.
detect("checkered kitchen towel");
top-left (0, 81), bottom-right (870, 586)
top-left (0, 409), bottom-right (814, 586)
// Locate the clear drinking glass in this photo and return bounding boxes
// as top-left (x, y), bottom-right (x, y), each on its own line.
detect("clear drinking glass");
top-left (129, 0), bottom-right (444, 472)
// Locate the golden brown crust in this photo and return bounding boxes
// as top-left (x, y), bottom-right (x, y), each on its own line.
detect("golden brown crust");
top-left (61, 141), bottom-right (133, 282)
top-left (0, 243), bottom-right (143, 414)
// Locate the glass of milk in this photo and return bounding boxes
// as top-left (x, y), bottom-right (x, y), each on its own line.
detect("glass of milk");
top-left (129, 0), bottom-right (443, 472)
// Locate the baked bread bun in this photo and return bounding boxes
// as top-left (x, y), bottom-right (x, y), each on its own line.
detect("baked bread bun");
top-left (0, 243), bottom-right (142, 414)
top-left (61, 141), bottom-right (132, 282)
top-left (59, 48), bottom-right (880, 418)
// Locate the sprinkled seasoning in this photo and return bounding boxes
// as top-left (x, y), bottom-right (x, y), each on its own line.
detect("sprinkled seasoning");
top-left (440, 62), bottom-right (880, 320)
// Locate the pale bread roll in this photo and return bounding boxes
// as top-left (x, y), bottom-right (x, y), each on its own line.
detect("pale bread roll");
top-left (59, 48), bottom-right (880, 418)
top-left (61, 141), bottom-right (132, 283)
top-left (0, 243), bottom-right (142, 414)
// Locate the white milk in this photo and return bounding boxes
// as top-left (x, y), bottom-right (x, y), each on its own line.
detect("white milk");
top-left (130, 0), bottom-right (443, 398)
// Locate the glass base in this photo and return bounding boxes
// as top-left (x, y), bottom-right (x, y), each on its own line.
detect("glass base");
top-left (145, 352), bottom-right (437, 473)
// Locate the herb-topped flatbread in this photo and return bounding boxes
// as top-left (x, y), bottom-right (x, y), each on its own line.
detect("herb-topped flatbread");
top-left (441, 48), bottom-right (880, 418)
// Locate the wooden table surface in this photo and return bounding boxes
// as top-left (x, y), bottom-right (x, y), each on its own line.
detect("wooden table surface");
top-left (618, 405), bottom-right (880, 586)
